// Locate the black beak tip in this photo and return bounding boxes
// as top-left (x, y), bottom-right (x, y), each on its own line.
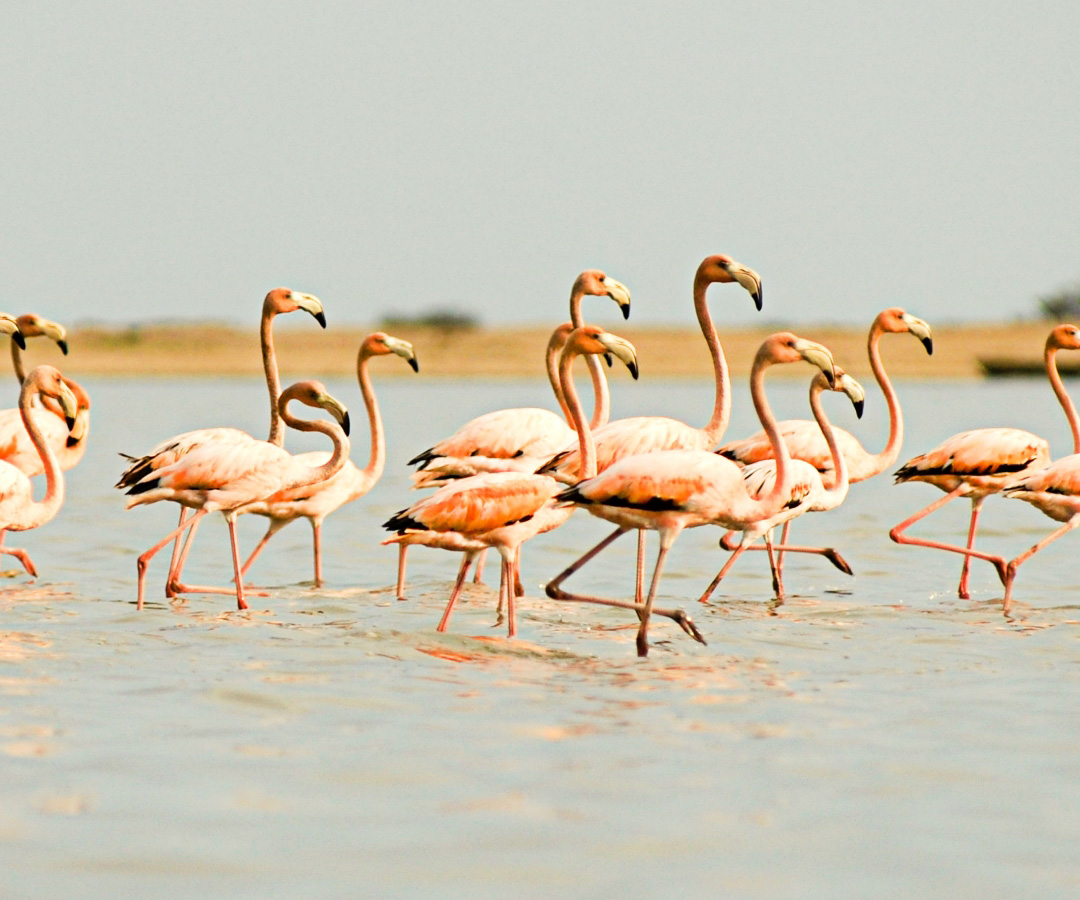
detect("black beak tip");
top-left (314, 311), bottom-right (327, 329)
top-left (922, 337), bottom-right (933, 356)
top-left (824, 368), bottom-right (836, 388)
top-left (13, 331), bottom-right (26, 350)
top-left (628, 361), bottom-right (640, 381)
top-left (604, 353), bottom-right (614, 368)
top-left (753, 291), bottom-right (763, 311)
top-left (66, 415), bottom-right (76, 431)
top-left (854, 398), bottom-right (865, 419)
top-left (341, 411), bottom-right (351, 437)
top-left (408, 358), bottom-right (419, 373)
top-left (621, 304), bottom-right (630, 320)
top-left (58, 339), bottom-right (69, 355)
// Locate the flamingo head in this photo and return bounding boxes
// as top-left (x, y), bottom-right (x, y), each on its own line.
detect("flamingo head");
top-left (27, 365), bottom-right (78, 430)
top-left (696, 254), bottom-right (763, 310)
top-left (876, 307), bottom-right (933, 355)
top-left (760, 332), bottom-right (836, 386)
top-left (817, 366), bottom-right (865, 419)
top-left (1047, 323), bottom-right (1080, 353)
top-left (362, 332), bottom-right (419, 372)
top-left (574, 270), bottom-right (631, 320)
top-left (564, 325), bottom-right (639, 380)
top-left (0, 313), bottom-right (26, 349)
top-left (278, 380), bottom-right (351, 437)
top-left (16, 314), bottom-right (67, 354)
top-left (264, 288), bottom-right (327, 328)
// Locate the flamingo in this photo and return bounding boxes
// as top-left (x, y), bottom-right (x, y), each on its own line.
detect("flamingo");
top-left (714, 307), bottom-right (932, 578)
top-left (234, 332), bottom-right (419, 586)
top-left (122, 381), bottom-right (351, 610)
top-left (0, 366), bottom-right (78, 571)
top-left (889, 323), bottom-right (1080, 597)
top-left (537, 253), bottom-right (763, 599)
top-left (383, 325), bottom-right (640, 639)
top-left (395, 270), bottom-right (630, 598)
top-left (114, 288), bottom-right (326, 590)
top-left (698, 367), bottom-right (865, 604)
top-left (546, 332), bottom-right (836, 657)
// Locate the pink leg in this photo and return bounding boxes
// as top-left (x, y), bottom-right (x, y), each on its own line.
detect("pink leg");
top-left (436, 553), bottom-right (476, 632)
top-left (698, 534), bottom-right (755, 604)
top-left (764, 531), bottom-right (784, 601)
top-left (0, 530), bottom-right (37, 577)
top-left (311, 520), bottom-right (323, 587)
top-left (167, 513), bottom-right (269, 604)
top-left (396, 544), bottom-right (408, 601)
top-left (238, 519), bottom-right (288, 580)
top-left (775, 520), bottom-right (791, 579)
top-left (1002, 516), bottom-right (1080, 614)
top-left (889, 486), bottom-right (1008, 585)
top-left (504, 551), bottom-right (517, 638)
top-left (957, 497), bottom-right (984, 600)
top-left (719, 529), bottom-right (853, 575)
top-left (546, 525), bottom-right (705, 647)
top-left (635, 529), bottom-right (646, 606)
top-left (137, 509), bottom-right (210, 610)
top-left (472, 549), bottom-right (487, 584)
top-left (636, 531), bottom-right (679, 657)
top-left (166, 507), bottom-right (189, 585)
top-left (166, 511), bottom-right (204, 597)
top-left (226, 515), bottom-right (248, 610)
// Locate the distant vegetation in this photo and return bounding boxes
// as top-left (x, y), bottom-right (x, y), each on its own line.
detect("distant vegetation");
top-left (1037, 284), bottom-right (1080, 322)
top-left (379, 307), bottom-right (480, 332)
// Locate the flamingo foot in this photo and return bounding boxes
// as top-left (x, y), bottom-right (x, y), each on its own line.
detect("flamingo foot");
top-left (666, 609), bottom-right (707, 645)
top-left (4, 548), bottom-right (38, 577)
top-left (822, 548), bottom-right (853, 575)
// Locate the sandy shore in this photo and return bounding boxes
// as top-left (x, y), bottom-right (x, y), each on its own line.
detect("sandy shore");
top-left (47, 321), bottom-right (1049, 380)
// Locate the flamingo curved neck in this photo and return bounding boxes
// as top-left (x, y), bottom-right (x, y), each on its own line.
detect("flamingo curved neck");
top-left (558, 349), bottom-right (597, 480)
top-left (810, 383), bottom-right (849, 505)
top-left (278, 408), bottom-right (350, 492)
top-left (1045, 345), bottom-right (1080, 454)
top-left (14, 379), bottom-right (65, 530)
top-left (355, 351), bottom-right (384, 489)
top-left (569, 285), bottom-right (612, 431)
top-left (694, 274), bottom-right (730, 445)
top-left (10, 341), bottom-right (27, 385)
top-left (748, 357), bottom-right (794, 518)
top-left (261, 307), bottom-right (285, 447)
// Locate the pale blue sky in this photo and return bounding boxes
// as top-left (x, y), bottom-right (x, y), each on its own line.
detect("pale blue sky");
top-left (3, 2), bottom-right (1078, 328)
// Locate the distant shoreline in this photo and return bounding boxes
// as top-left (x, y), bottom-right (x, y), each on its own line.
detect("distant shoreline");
top-left (31, 321), bottom-right (1061, 380)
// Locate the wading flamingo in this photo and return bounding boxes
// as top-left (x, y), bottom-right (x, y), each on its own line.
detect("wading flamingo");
top-left (122, 381), bottom-right (351, 611)
top-left (538, 253), bottom-right (763, 599)
top-left (396, 271), bottom-right (630, 597)
top-left (114, 288), bottom-right (326, 591)
top-left (699, 368), bottom-right (865, 604)
top-left (0, 366), bottom-right (78, 571)
top-left (889, 323), bottom-right (1080, 597)
top-left (235, 332), bottom-right (419, 586)
top-left (715, 307), bottom-right (931, 579)
top-left (546, 333), bottom-right (836, 657)
top-left (383, 325), bottom-right (640, 639)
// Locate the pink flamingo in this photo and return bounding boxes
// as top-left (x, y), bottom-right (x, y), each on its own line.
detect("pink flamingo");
top-left (235, 333), bottom-right (419, 585)
top-left (889, 323), bottom-right (1080, 597)
top-left (0, 366), bottom-right (78, 568)
top-left (115, 288), bottom-right (326, 591)
top-left (538, 253), bottom-right (763, 597)
top-left (122, 381), bottom-right (352, 610)
top-left (546, 332), bottom-right (836, 656)
top-left (396, 270), bottom-right (630, 598)
top-left (714, 307), bottom-right (932, 578)
top-left (699, 367), bottom-right (865, 603)
top-left (383, 325), bottom-right (641, 638)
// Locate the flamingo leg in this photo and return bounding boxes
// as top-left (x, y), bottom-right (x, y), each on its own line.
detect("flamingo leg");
top-left (718, 530), bottom-right (853, 574)
top-left (764, 531), bottom-right (784, 601)
top-left (165, 507), bottom-right (189, 586)
top-left (957, 497), bottom-right (984, 600)
top-left (698, 534), bottom-right (756, 604)
top-left (504, 551), bottom-right (517, 638)
top-left (774, 520), bottom-right (791, 574)
top-left (546, 525), bottom-right (705, 647)
top-left (635, 529), bottom-right (646, 606)
top-left (0, 529), bottom-right (37, 577)
top-left (227, 514), bottom-right (248, 610)
top-left (637, 531), bottom-right (678, 657)
top-left (311, 520), bottom-right (323, 587)
top-left (238, 518), bottom-right (290, 580)
top-left (167, 514), bottom-right (269, 604)
top-left (396, 544), bottom-right (408, 600)
top-left (1002, 515), bottom-right (1080, 614)
top-left (436, 552), bottom-right (476, 633)
top-left (166, 512), bottom-right (204, 597)
top-left (473, 548), bottom-right (486, 584)
top-left (137, 509), bottom-right (210, 610)
top-left (889, 486), bottom-right (1008, 586)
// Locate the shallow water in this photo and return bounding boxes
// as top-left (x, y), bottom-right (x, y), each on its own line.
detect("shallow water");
top-left (3, 375), bottom-right (1080, 898)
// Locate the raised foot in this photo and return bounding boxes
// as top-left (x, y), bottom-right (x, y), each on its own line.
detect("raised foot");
top-left (668, 609), bottom-right (707, 645)
top-left (823, 548), bottom-right (853, 575)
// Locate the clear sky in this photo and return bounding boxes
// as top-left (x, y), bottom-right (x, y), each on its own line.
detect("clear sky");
top-left (4, 2), bottom-right (1078, 329)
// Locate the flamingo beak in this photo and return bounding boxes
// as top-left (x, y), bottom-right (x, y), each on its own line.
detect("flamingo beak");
top-left (56, 380), bottom-right (78, 430)
top-left (902, 313), bottom-right (933, 355)
top-left (295, 293), bottom-right (327, 329)
top-left (316, 392), bottom-right (351, 437)
top-left (727, 262), bottom-right (763, 311)
top-left (838, 373), bottom-right (866, 419)
top-left (597, 332), bottom-right (639, 381)
top-left (0, 316), bottom-right (26, 349)
top-left (386, 336), bottom-right (420, 372)
top-left (602, 276), bottom-right (632, 320)
top-left (795, 338), bottom-right (836, 386)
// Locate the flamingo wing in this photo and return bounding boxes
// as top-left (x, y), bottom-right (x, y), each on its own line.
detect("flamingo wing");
top-left (410, 408), bottom-right (573, 469)
top-left (895, 427), bottom-right (1050, 481)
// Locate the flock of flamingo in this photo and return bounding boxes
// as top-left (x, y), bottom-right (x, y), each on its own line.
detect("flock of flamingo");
top-left (3, 255), bottom-right (1080, 656)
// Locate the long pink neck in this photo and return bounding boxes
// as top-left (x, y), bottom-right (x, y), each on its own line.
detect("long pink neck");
top-left (569, 288), bottom-right (611, 430)
top-left (747, 356), bottom-right (794, 517)
top-left (809, 381), bottom-right (849, 506)
top-left (863, 323), bottom-right (904, 474)
top-left (261, 306), bottom-right (285, 447)
top-left (11, 341), bottom-right (27, 385)
top-left (1045, 345), bottom-right (1080, 454)
top-left (14, 380), bottom-right (65, 530)
top-left (558, 348), bottom-right (597, 480)
top-left (694, 274), bottom-right (730, 444)
top-left (545, 330), bottom-right (573, 422)
top-left (355, 352), bottom-right (385, 489)
top-left (279, 407), bottom-right (351, 492)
